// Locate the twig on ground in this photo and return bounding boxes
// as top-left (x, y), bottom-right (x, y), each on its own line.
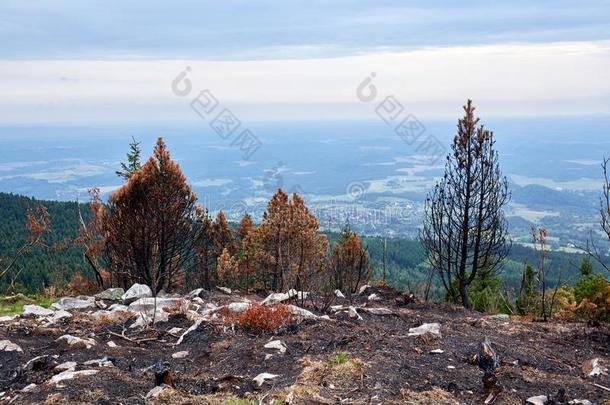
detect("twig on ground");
top-left (592, 382), bottom-right (610, 392)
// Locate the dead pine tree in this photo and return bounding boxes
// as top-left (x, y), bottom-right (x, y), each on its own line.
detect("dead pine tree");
top-left (105, 137), bottom-right (202, 292)
top-left (420, 100), bottom-right (511, 309)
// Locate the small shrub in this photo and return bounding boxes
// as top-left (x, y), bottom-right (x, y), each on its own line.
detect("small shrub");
top-left (574, 274), bottom-right (609, 303)
top-left (227, 303), bottom-right (293, 334)
top-left (329, 352), bottom-right (349, 365)
top-left (573, 275), bottom-right (610, 322)
top-left (67, 272), bottom-right (100, 296)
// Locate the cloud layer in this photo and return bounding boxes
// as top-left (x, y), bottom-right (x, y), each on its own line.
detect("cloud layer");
top-left (1, 41), bottom-right (608, 123)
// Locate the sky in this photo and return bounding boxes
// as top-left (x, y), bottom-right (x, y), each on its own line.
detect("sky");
top-left (1, 0), bottom-right (609, 123)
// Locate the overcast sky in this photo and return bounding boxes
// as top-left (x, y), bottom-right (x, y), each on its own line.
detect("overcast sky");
top-left (1, 0), bottom-right (609, 123)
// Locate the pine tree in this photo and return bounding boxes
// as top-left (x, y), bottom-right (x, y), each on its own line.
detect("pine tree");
top-left (217, 247), bottom-right (239, 287)
top-left (213, 211), bottom-right (237, 257)
top-left (331, 224), bottom-right (372, 296)
top-left (421, 100), bottom-right (511, 309)
top-left (255, 189), bottom-right (327, 291)
top-left (105, 137), bottom-right (200, 293)
top-left (116, 136), bottom-right (142, 180)
top-left (235, 214), bottom-right (256, 291)
top-left (580, 256), bottom-right (593, 277)
top-left (195, 209), bottom-right (215, 289)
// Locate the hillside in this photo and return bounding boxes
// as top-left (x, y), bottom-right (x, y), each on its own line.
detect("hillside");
top-left (0, 192), bottom-right (600, 296)
top-left (0, 193), bottom-right (90, 293)
top-left (0, 286), bottom-right (607, 404)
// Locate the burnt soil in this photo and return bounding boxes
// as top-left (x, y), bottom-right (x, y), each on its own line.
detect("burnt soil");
top-left (1, 287), bottom-right (609, 404)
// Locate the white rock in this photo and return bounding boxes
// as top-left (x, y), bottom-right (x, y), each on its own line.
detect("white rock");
top-left (94, 288), bottom-right (125, 301)
top-left (253, 372), bottom-right (279, 387)
top-left (330, 305), bottom-right (345, 312)
top-left (225, 302), bottom-right (251, 313)
top-left (429, 349), bottom-right (444, 354)
top-left (21, 383), bottom-right (36, 392)
top-left (367, 293), bottom-right (381, 301)
top-left (408, 323), bottom-right (442, 338)
top-left (95, 300), bottom-right (108, 309)
top-left (167, 327), bottom-right (183, 335)
top-left (121, 283), bottom-right (152, 304)
top-left (216, 286), bottom-right (232, 294)
top-left (0, 340), bottom-right (22, 352)
top-left (130, 310), bottom-right (169, 328)
top-left (22, 305), bottom-right (54, 317)
top-left (51, 310), bottom-right (72, 322)
top-left (334, 290), bottom-right (345, 298)
top-left (0, 315), bottom-right (17, 323)
top-left (176, 320), bottom-right (202, 345)
top-left (108, 303), bottom-right (129, 312)
top-left (286, 304), bottom-right (317, 319)
top-left (187, 288), bottom-right (204, 298)
top-left (261, 292), bottom-right (290, 306)
top-left (264, 354), bottom-right (273, 361)
top-left (261, 289), bottom-right (308, 306)
top-left (54, 361), bottom-right (77, 371)
top-left (146, 384), bottom-right (170, 399)
top-left (583, 357), bottom-right (607, 377)
top-left (348, 306), bottom-right (363, 320)
top-left (362, 307), bottom-right (393, 316)
top-left (84, 357), bottom-right (114, 367)
top-left (25, 354), bottom-right (58, 369)
top-left (264, 340), bottom-right (287, 354)
top-left (107, 341), bottom-right (117, 348)
top-left (526, 395), bottom-right (548, 405)
top-left (56, 335), bottom-right (96, 349)
top-left (358, 284), bottom-right (370, 295)
top-left (447, 365), bottom-right (456, 369)
top-left (172, 350), bottom-right (189, 359)
top-left (569, 400), bottom-right (593, 405)
top-left (488, 314), bottom-right (510, 321)
top-left (50, 369), bottom-right (98, 384)
top-left (128, 297), bottom-right (181, 313)
top-left (320, 315), bottom-right (331, 321)
top-left (127, 297), bottom-right (180, 328)
top-left (52, 296), bottom-right (95, 311)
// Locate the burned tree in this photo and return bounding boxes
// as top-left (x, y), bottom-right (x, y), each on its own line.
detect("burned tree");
top-left (0, 205), bottom-right (50, 285)
top-left (602, 157), bottom-right (610, 243)
top-left (105, 137), bottom-right (200, 292)
top-left (331, 224), bottom-right (372, 297)
top-left (76, 188), bottom-right (108, 288)
top-left (420, 100), bottom-right (510, 309)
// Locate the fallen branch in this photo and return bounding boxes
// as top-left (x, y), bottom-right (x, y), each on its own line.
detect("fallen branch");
top-left (107, 328), bottom-right (158, 345)
top-left (592, 382), bottom-right (610, 392)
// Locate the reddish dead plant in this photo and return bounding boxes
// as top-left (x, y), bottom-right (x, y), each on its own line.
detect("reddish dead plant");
top-left (67, 272), bottom-right (100, 296)
top-left (227, 303), bottom-right (294, 334)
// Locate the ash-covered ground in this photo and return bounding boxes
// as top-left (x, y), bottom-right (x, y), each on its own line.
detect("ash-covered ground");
top-left (0, 285), bottom-right (609, 404)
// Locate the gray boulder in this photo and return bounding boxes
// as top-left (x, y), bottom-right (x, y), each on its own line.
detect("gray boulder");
top-left (121, 283), bottom-right (152, 304)
top-left (52, 296), bottom-right (95, 311)
top-left (95, 288), bottom-right (125, 301)
top-left (0, 340), bottom-right (23, 352)
top-left (22, 304), bottom-right (54, 317)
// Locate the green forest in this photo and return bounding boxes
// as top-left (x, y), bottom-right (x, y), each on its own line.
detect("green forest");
top-left (0, 191), bottom-right (599, 297)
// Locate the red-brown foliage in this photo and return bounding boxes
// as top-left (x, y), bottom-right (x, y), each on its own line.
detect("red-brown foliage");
top-left (67, 272), bottom-right (101, 296)
top-left (331, 225), bottom-right (372, 296)
top-left (226, 303), bottom-right (293, 334)
top-left (105, 138), bottom-right (202, 293)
